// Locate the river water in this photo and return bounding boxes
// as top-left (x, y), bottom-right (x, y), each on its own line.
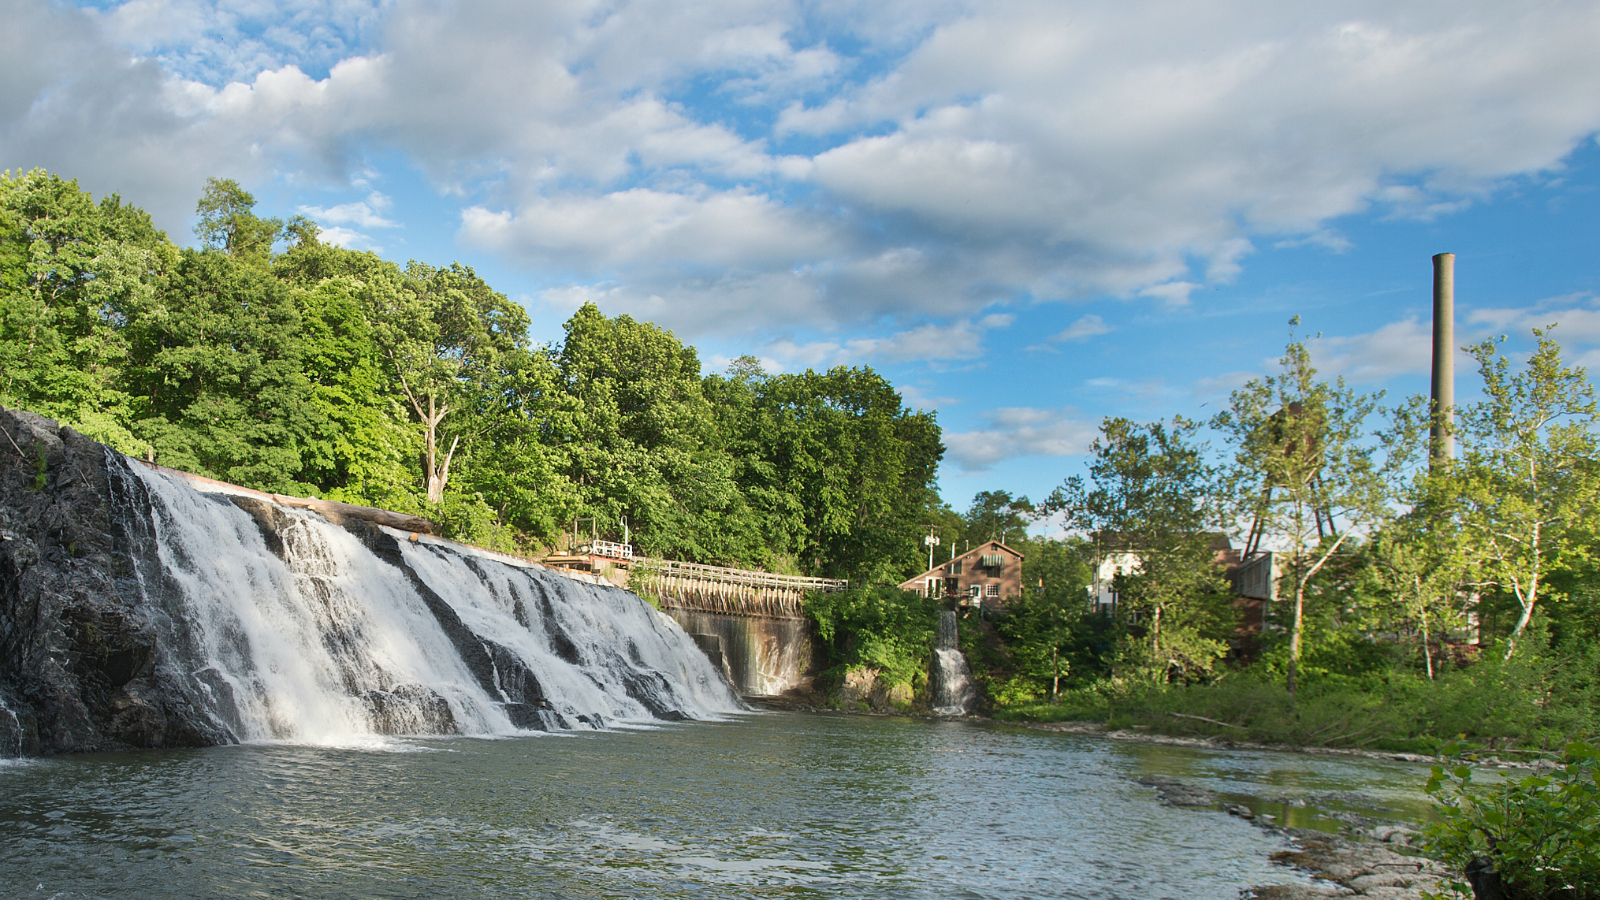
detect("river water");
top-left (0, 712), bottom-right (1430, 899)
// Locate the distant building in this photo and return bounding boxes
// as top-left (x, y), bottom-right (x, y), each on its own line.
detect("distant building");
top-left (897, 540), bottom-right (1025, 611)
top-left (1086, 532), bottom-right (1278, 655)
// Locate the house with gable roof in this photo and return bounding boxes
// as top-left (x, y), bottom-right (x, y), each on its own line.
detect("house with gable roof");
top-left (896, 540), bottom-right (1025, 610)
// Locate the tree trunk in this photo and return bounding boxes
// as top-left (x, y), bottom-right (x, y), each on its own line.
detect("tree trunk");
top-left (1051, 645), bottom-right (1060, 704)
top-left (1504, 525), bottom-right (1540, 660)
top-left (1421, 610), bottom-right (1434, 681)
top-left (1151, 605), bottom-right (1163, 685)
top-left (1287, 579), bottom-right (1305, 696)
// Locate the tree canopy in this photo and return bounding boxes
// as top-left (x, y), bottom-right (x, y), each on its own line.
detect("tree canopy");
top-left (0, 169), bottom-right (946, 580)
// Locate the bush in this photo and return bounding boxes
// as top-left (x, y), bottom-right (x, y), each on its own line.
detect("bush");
top-left (1423, 741), bottom-right (1600, 900)
top-left (806, 585), bottom-right (942, 692)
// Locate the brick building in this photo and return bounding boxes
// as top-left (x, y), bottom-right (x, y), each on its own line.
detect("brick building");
top-left (897, 540), bottom-right (1025, 609)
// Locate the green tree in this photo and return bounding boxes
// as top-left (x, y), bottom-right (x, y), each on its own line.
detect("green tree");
top-left (193, 177), bottom-right (283, 266)
top-left (0, 169), bottom-right (170, 454)
top-left (729, 366), bottom-right (944, 580)
top-left (1046, 416), bottom-right (1231, 683)
top-left (377, 262), bottom-right (531, 504)
top-left (1212, 328), bottom-right (1392, 694)
top-left (123, 249), bottom-right (317, 492)
top-left (556, 303), bottom-right (757, 563)
top-left (1451, 330), bottom-right (1600, 659)
top-left (962, 490), bottom-right (1034, 547)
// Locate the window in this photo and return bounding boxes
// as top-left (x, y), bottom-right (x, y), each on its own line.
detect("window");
top-left (986, 583), bottom-right (1000, 597)
top-left (968, 585), bottom-right (982, 598)
top-left (927, 578), bottom-right (940, 597)
top-left (949, 561), bottom-right (963, 575)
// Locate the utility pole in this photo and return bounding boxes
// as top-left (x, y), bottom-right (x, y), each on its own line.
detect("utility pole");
top-left (1430, 252), bottom-right (1455, 469)
top-left (924, 529), bottom-right (941, 571)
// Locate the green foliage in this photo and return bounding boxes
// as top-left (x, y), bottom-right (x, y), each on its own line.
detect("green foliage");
top-left (1046, 417), bottom-right (1233, 683)
top-left (1424, 741), bottom-right (1600, 900)
top-left (1, 169), bottom-right (945, 575)
top-left (1212, 327), bottom-right (1395, 693)
top-left (194, 177), bottom-right (283, 266)
top-left (807, 585), bottom-right (942, 691)
top-left (1450, 329), bottom-right (1600, 659)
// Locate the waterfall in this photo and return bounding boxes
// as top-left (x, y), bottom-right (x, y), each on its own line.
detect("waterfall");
top-left (0, 695), bottom-right (20, 759)
top-left (929, 611), bottom-right (976, 716)
top-left (104, 457), bottom-right (742, 746)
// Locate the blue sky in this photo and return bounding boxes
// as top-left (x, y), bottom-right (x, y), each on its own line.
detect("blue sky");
top-left (7, 0), bottom-right (1600, 514)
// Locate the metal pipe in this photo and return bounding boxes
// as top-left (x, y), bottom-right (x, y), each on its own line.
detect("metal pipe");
top-left (1430, 252), bottom-right (1455, 466)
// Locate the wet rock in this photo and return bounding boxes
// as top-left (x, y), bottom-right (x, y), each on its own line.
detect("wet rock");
top-left (1137, 775), bottom-right (1217, 807)
top-left (1246, 829), bottom-right (1447, 900)
top-left (1242, 885), bottom-right (1347, 900)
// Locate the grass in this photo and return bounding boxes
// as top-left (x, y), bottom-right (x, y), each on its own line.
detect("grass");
top-left (992, 652), bottom-right (1600, 755)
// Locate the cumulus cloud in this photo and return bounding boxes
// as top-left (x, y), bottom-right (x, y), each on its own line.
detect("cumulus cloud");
top-left (1051, 314), bottom-right (1113, 343)
top-left (1308, 317), bottom-right (1434, 382)
top-left (299, 191), bottom-right (398, 228)
top-left (767, 313), bottom-right (1015, 368)
top-left (943, 407), bottom-right (1097, 471)
top-left (7, 0), bottom-right (1600, 340)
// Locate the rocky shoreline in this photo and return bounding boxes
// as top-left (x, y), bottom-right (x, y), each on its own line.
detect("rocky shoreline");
top-left (1139, 773), bottom-right (1449, 899)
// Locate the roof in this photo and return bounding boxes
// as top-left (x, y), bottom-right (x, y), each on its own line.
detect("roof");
top-left (895, 539), bottom-right (1025, 588)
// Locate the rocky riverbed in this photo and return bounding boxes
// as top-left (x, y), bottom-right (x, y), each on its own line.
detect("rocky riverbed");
top-left (1138, 772), bottom-right (1450, 899)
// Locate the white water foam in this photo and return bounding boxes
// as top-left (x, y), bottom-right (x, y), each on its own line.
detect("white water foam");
top-left (398, 541), bottom-right (743, 727)
top-left (115, 459), bottom-right (738, 745)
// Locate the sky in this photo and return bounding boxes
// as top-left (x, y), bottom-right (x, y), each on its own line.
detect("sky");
top-left (6, 0), bottom-right (1600, 516)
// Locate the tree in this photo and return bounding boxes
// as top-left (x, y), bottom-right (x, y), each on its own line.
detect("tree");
top-left (962, 490), bottom-right (1034, 547)
top-left (0, 169), bottom-right (170, 455)
top-left (377, 262), bottom-right (531, 504)
top-left (1212, 327), bottom-right (1391, 694)
top-left (123, 249), bottom-right (318, 493)
top-left (193, 178), bottom-right (283, 266)
top-left (556, 303), bottom-right (758, 563)
top-left (1451, 330), bottom-right (1600, 659)
top-left (1045, 417), bottom-right (1232, 683)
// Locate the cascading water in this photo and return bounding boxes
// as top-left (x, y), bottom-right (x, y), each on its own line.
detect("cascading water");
top-left (0, 695), bottom-right (20, 759)
top-left (929, 611), bottom-right (976, 716)
top-left (104, 456), bottom-right (742, 746)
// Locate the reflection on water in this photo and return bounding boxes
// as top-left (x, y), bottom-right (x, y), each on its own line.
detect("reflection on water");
top-left (0, 713), bottom-right (1430, 899)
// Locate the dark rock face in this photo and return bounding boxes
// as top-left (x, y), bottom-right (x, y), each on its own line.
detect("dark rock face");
top-left (0, 407), bottom-right (223, 755)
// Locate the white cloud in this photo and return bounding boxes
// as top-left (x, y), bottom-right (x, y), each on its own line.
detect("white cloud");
top-left (316, 225), bottom-right (381, 250)
top-left (943, 407), bottom-right (1097, 471)
top-left (299, 191), bottom-right (397, 228)
top-left (7, 0), bottom-right (1600, 342)
top-left (1051, 314), bottom-right (1113, 343)
top-left (1308, 317), bottom-right (1434, 382)
top-left (766, 314), bottom-right (1015, 368)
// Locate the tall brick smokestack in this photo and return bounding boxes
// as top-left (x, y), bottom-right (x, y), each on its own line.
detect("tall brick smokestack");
top-left (1430, 252), bottom-right (1455, 466)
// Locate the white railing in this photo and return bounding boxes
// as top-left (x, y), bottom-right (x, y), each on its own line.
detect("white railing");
top-left (587, 540), bottom-right (634, 560)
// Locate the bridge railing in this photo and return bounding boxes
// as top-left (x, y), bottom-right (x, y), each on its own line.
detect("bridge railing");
top-left (630, 558), bottom-right (848, 593)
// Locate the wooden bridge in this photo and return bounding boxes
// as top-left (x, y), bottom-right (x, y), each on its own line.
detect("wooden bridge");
top-left (628, 559), bottom-right (847, 620)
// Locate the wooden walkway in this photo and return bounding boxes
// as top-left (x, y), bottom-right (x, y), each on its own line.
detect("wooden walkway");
top-left (630, 559), bottom-right (847, 620)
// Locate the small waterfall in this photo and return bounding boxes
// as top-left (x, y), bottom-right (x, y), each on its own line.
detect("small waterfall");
top-left (0, 695), bottom-right (20, 758)
top-left (102, 457), bottom-right (741, 746)
top-left (929, 611), bottom-right (976, 716)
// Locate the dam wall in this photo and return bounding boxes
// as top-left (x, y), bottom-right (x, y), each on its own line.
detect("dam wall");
top-left (628, 559), bottom-right (842, 697)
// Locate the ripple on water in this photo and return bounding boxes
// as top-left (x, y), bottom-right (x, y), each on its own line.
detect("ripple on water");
top-left (0, 713), bottom-right (1393, 899)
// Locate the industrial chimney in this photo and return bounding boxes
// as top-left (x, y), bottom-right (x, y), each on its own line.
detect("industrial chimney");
top-left (1430, 252), bottom-right (1455, 466)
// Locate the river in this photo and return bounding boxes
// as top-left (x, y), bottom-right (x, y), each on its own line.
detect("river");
top-left (0, 712), bottom-right (1431, 899)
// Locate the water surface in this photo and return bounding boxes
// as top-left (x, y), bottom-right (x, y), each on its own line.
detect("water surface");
top-left (0, 712), bottom-right (1429, 899)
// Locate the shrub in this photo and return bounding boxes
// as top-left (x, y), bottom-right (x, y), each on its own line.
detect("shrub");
top-left (1423, 741), bottom-right (1600, 900)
